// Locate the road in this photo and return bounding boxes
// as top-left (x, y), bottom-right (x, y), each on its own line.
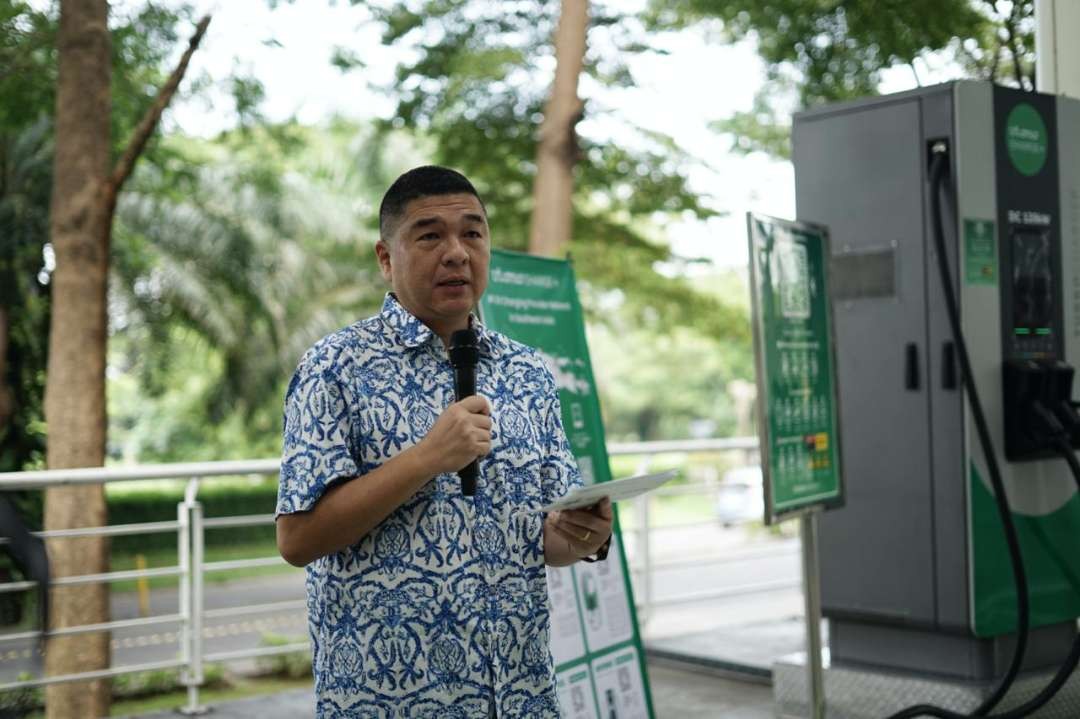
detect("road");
top-left (0, 571), bottom-right (309, 684)
top-left (0, 523), bottom-right (804, 683)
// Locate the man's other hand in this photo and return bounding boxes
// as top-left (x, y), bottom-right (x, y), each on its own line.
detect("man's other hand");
top-left (418, 395), bottom-right (492, 475)
top-left (548, 498), bottom-right (613, 558)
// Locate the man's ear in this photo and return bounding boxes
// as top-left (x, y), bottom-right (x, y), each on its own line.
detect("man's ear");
top-left (375, 241), bottom-right (393, 282)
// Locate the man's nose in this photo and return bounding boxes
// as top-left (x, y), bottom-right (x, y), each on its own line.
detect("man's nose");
top-left (441, 234), bottom-right (469, 264)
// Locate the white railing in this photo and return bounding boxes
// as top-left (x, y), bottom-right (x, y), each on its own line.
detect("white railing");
top-left (0, 437), bottom-right (787, 713)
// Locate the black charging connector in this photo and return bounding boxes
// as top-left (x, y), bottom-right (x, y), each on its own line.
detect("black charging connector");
top-left (1004, 359), bottom-right (1080, 459)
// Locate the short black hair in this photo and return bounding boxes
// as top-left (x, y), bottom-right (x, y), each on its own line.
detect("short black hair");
top-left (378, 165), bottom-right (486, 242)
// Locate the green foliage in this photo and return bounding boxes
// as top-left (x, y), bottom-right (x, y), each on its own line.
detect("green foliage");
top-left (0, 671), bottom-right (41, 716)
top-left (954, 0), bottom-right (1035, 89)
top-left (0, 664), bottom-right (230, 715)
top-left (0, 119), bottom-right (51, 473)
top-left (352, 0), bottom-right (743, 339)
top-left (709, 89), bottom-right (793, 160)
top-left (0, 3), bottom-right (56, 133)
top-left (255, 633), bottom-right (312, 679)
top-left (591, 270), bottom-right (753, 441)
top-left (651, 0), bottom-right (987, 104)
top-left (0, 1), bottom-right (269, 471)
top-left (108, 122), bottom-right (398, 461)
top-left (110, 663), bottom-right (226, 699)
top-left (106, 479), bottom-right (279, 552)
top-left (650, 0), bottom-right (1035, 157)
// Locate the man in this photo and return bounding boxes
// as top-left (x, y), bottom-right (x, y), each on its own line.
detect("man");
top-left (276, 165), bottom-right (614, 718)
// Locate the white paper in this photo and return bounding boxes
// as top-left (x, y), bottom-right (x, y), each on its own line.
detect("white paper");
top-left (538, 469), bottom-right (679, 513)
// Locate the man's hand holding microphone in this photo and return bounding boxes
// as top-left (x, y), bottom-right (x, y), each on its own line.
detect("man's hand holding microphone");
top-left (415, 395), bottom-right (492, 479)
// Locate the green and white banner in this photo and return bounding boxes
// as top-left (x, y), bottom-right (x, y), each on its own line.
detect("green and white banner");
top-left (480, 249), bottom-right (655, 719)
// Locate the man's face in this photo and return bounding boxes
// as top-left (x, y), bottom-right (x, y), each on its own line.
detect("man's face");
top-left (376, 193), bottom-right (490, 340)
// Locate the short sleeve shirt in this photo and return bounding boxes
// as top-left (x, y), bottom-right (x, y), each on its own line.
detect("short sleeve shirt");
top-left (277, 294), bottom-right (582, 718)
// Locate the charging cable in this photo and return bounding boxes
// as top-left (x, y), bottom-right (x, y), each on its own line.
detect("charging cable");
top-left (885, 143), bottom-right (1030, 719)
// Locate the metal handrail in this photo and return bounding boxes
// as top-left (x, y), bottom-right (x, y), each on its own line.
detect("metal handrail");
top-left (0, 458), bottom-right (281, 489)
top-left (0, 437), bottom-right (776, 712)
top-left (0, 565), bottom-right (185, 595)
top-left (204, 600), bottom-right (306, 620)
top-left (0, 659), bottom-right (186, 692)
top-left (202, 514), bottom-right (274, 529)
top-left (202, 557), bottom-right (286, 573)
top-left (650, 578), bottom-right (802, 606)
top-left (0, 520), bottom-right (182, 543)
top-left (204, 642), bottom-right (310, 663)
top-left (0, 437), bottom-right (757, 488)
top-left (0, 613), bottom-right (186, 643)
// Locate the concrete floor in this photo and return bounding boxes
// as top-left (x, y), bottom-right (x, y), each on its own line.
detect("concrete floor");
top-left (647, 658), bottom-right (774, 719)
top-left (121, 656), bottom-right (775, 718)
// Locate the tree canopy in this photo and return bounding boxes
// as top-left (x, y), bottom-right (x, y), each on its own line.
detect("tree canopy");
top-left (1, 0), bottom-right (1050, 465)
top-left (650, 0), bottom-right (1036, 158)
top-left (349, 0), bottom-right (748, 341)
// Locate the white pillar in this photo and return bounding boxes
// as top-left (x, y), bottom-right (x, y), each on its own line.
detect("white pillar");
top-left (1036, 0), bottom-right (1080, 98)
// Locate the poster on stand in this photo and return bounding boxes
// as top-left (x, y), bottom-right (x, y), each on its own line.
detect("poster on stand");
top-left (746, 213), bottom-right (845, 523)
top-left (592, 646), bottom-right (650, 719)
top-left (556, 665), bottom-right (599, 719)
top-left (479, 249), bottom-right (655, 719)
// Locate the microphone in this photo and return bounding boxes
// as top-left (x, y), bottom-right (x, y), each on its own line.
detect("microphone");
top-left (448, 328), bottom-right (480, 496)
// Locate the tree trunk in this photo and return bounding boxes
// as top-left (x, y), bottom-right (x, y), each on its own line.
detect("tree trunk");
top-left (42, 6), bottom-right (210, 715)
top-left (43, 0), bottom-right (112, 716)
top-left (528, 0), bottom-right (588, 257)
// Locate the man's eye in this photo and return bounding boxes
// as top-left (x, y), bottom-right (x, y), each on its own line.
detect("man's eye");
top-left (465, 230), bottom-right (483, 239)
top-left (418, 232), bottom-right (439, 241)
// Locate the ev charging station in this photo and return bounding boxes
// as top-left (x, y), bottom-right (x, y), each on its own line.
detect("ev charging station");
top-left (771, 81), bottom-right (1080, 716)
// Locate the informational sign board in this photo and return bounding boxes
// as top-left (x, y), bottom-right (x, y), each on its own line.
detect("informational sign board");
top-left (479, 249), bottom-right (655, 719)
top-left (747, 213), bottom-right (844, 523)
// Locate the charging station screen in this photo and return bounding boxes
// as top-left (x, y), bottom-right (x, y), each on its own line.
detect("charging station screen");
top-left (1010, 231), bottom-right (1052, 332)
top-left (1007, 228), bottom-right (1058, 358)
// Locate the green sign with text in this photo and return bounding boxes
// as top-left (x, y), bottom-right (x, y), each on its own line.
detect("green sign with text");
top-left (479, 249), bottom-right (655, 719)
top-left (747, 214), bottom-right (844, 522)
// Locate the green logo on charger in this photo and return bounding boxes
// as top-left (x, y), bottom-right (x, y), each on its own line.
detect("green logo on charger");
top-left (1005, 103), bottom-right (1048, 176)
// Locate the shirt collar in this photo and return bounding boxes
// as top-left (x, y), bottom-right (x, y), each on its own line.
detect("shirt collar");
top-left (380, 293), bottom-right (501, 358)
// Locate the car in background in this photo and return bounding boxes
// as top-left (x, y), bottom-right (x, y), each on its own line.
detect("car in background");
top-left (715, 465), bottom-right (765, 527)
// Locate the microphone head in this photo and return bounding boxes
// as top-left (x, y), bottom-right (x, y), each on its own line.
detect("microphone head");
top-left (448, 328), bottom-right (479, 368)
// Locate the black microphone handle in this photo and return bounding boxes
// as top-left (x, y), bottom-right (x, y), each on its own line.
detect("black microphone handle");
top-left (459, 459), bottom-right (478, 496)
top-left (453, 365), bottom-right (476, 400)
top-left (453, 365), bottom-right (479, 496)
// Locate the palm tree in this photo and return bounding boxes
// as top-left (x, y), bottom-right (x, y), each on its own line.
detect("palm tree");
top-left (108, 125), bottom-right (395, 457)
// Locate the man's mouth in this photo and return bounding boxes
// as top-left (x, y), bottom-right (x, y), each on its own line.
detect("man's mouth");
top-left (438, 279), bottom-right (470, 287)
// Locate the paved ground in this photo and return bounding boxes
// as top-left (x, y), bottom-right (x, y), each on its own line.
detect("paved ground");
top-left (119, 655), bottom-right (776, 718)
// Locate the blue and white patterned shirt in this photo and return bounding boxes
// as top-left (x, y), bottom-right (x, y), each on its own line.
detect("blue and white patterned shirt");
top-left (278, 293), bottom-right (581, 718)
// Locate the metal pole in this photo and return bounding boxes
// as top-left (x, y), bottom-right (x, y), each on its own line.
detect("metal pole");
top-left (800, 511), bottom-right (825, 719)
top-left (181, 481), bottom-right (207, 715)
top-left (639, 496), bottom-right (652, 627)
top-left (192, 502), bottom-right (205, 688)
top-left (634, 455), bottom-right (653, 626)
top-left (177, 501), bottom-right (190, 677)
top-left (1036, 0), bottom-right (1058, 93)
top-left (1036, 0), bottom-right (1080, 97)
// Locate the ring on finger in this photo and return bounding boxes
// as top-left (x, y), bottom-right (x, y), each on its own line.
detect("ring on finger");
top-left (581, 530), bottom-right (592, 542)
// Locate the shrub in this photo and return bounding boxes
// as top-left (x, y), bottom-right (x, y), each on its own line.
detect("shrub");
top-left (0, 671), bottom-right (42, 717)
top-left (112, 663), bottom-right (228, 699)
top-left (107, 480), bottom-right (279, 552)
top-left (255, 632), bottom-right (311, 679)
